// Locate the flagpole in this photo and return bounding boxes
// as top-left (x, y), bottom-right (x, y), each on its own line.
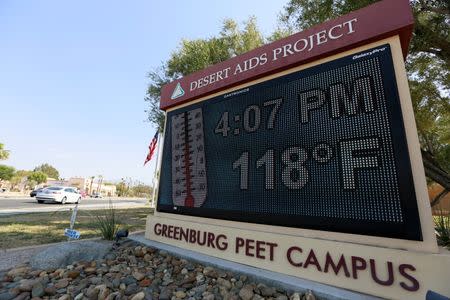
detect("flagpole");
top-left (150, 133), bottom-right (161, 207)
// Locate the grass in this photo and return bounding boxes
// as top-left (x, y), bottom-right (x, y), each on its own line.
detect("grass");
top-left (0, 206), bottom-right (153, 249)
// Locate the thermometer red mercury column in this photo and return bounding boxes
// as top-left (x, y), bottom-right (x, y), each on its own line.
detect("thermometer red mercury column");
top-left (183, 111), bottom-right (195, 207)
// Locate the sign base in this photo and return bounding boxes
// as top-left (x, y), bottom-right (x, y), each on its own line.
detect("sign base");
top-left (145, 214), bottom-right (450, 300)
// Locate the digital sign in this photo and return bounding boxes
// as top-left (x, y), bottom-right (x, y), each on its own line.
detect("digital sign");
top-left (157, 44), bottom-right (422, 240)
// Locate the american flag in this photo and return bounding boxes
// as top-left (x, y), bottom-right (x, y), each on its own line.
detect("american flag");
top-left (144, 132), bottom-right (158, 166)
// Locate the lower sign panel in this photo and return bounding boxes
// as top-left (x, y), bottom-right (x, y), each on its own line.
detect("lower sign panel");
top-left (157, 44), bottom-right (422, 240)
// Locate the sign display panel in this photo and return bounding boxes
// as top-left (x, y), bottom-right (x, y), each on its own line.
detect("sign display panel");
top-left (157, 44), bottom-right (422, 240)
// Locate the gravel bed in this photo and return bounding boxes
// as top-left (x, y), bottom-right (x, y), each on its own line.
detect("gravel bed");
top-left (0, 245), bottom-right (54, 272)
top-left (0, 240), bottom-right (316, 300)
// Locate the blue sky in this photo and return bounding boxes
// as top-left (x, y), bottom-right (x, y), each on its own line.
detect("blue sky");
top-left (0, 1), bottom-right (287, 184)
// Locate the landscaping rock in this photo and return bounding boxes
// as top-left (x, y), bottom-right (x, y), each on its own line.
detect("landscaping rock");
top-left (303, 290), bottom-right (316, 300)
top-left (66, 270), bottom-right (80, 279)
top-left (95, 284), bottom-right (110, 300)
top-left (54, 279), bottom-right (69, 289)
top-left (131, 291), bottom-right (146, 300)
top-left (159, 287), bottom-right (172, 300)
top-left (30, 241), bottom-right (112, 270)
top-left (260, 285), bottom-right (276, 297)
top-left (139, 279), bottom-right (152, 287)
top-left (195, 274), bottom-right (205, 283)
top-left (217, 278), bottom-right (232, 290)
top-left (0, 241), bottom-right (313, 300)
top-left (44, 286), bottom-right (56, 296)
top-left (18, 279), bottom-right (37, 292)
top-left (122, 275), bottom-right (137, 285)
top-left (6, 267), bottom-right (29, 278)
top-left (31, 282), bottom-right (45, 298)
top-left (239, 285), bottom-right (254, 300)
top-left (132, 271), bottom-right (145, 281)
top-left (290, 292), bottom-right (301, 300)
top-left (74, 292), bottom-right (84, 300)
top-left (0, 291), bottom-right (16, 300)
top-left (125, 283), bottom-right (140, 296)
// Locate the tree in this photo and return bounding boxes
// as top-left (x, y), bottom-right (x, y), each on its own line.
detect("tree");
top-left (28, 171), bottom-right (47, 185)
top-left (33, 163), bottom-right (60, 180)
top-left (0, 165), bottom-right (15, 181)
top-left (145, 17), bottom-right (266, 132)
top-left (130, 184), bottom-right (153, 198)
top-left (26, 180), bottom-right (37, 190)
top-left (116, 181), bottom-right (127, 197)
top-left (0, 143), bottom-right (10, 160)
top-left (278, 0), bottom-right (450, 205)
top-left (8, 170), bottom-right (31, 191)
top-left (144, 1), bottom-right (449, 204)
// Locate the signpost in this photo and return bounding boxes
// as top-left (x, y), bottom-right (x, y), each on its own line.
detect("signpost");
top-left (145, 1), bottom-right (450, 299)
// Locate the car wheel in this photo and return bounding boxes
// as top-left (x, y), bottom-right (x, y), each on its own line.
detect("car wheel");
top-left (37, 200), bottom-right (44, 204)
top-left (76, 197), bottom-right (81, 204)
top-left (61, 197), bottom-right (67, 205)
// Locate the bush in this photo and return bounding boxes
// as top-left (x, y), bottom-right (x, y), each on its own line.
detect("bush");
top-left (95, 200), bottom-right (120, 240)
top-left (434, 208), bottom-right (450, 248)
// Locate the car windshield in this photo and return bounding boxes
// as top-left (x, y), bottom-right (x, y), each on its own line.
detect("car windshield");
top-left (47, 187), bottom-right (63, 190)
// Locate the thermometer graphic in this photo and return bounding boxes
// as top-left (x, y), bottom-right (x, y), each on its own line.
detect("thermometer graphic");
top-left (171, 108), bottom-right (207, 207)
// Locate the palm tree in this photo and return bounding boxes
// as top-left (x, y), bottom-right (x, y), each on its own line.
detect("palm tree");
top-left (0, 143), bottom-right (10, 160)
top-left (89, 176), bottom-right (95, 195)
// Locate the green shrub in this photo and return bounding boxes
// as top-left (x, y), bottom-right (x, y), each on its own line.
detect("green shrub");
top-left (95, 200), bottom-right (120, 240)
top-left (434, 208), bottom-right (450, 248)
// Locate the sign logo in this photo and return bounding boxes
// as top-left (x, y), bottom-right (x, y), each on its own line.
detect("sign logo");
top-left (171, 82), bottom-right (185, 100)
top-left (64, 228), bottom-right (80, 239)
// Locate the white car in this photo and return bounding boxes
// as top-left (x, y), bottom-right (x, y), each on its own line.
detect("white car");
top-left (36, 186), bottom-right (81, 204)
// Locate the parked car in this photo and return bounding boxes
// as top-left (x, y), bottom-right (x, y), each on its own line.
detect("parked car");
top-left (91, 193), bottom-right (103, 198)
top-left (36, 186), bottom-right (81, 204)
top-left (0, 188), bottom-right (6, 193)
top-left (30, 188), bottom-right (44, 197)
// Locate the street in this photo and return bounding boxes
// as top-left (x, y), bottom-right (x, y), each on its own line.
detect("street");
top-left (0, 197), bottom-right (150, 216)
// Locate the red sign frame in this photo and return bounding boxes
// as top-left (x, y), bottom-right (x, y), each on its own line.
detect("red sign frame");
top-left (160, 0), bottom-right (413, 110)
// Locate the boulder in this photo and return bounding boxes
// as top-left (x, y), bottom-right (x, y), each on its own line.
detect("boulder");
top-left (30, 241), bottom-right (112, 270)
